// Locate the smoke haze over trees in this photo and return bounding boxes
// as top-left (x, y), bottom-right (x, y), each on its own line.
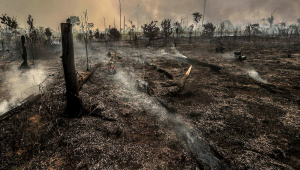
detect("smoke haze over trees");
top-left (0, 0), bottom-right (299, 31)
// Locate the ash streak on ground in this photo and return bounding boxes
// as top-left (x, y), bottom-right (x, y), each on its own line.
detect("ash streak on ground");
top-left (112, 64), bottom-right (220, 169)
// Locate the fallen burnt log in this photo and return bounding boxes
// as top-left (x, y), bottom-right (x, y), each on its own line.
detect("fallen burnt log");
top-left (0, 94), bottom-right (42, 122)
top-left (184, 58), bottom-right (221, 72)
top-left (78, 62), bottom-right (101, 90)
top-left (144, 61), bottom-right (173, 79)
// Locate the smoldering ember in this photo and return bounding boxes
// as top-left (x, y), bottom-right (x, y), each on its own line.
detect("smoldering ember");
top-left (0, 0), bottom-right (300, 169)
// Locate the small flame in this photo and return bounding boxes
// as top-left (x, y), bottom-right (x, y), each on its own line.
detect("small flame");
top-left (186, 65), bottom-right (192, 76)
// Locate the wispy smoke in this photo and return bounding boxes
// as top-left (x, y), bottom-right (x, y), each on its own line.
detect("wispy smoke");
top-left (159, 47), bottom-right (187, 58)
top-left (220, 53), bottom-right (235, 60)
top-left (113, 69), bottom-right (220, 168)
top-left (247, 69), bottom-right (268, 84)
top-left (0, 66), bottom-right (48, 115)
top-left (171, 47), bottom-right (188, 58)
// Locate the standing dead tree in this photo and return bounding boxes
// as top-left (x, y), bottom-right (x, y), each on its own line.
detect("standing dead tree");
top-left (202, 0), bottom-right (207, 26)
top-left (220, 21), bottom-right (225, 38)
top-left (124, 16), bottom-right (125, 33)
top-left (233, 28), bottom-right (238, 45)
top-left (128, 20), bottom-right (135, 44)
top-left (27, 15), bottom-right (38, 65)
top-left (103, 17), bottom-right (108, 49)
top-left (245, 23), bottom-right (259, 42)
top-left (81, 10), bottom-right (89, 71)
top-left (61, 19), bottom-right (84, 118)
top-left (119, 0), bottom-right (122, 34)
top-left (19, 35), bottom-right (29, 68)
top-left (267, 10), bottom-right (275, 28)
top-left (188, 24), bottom-right (194, 43)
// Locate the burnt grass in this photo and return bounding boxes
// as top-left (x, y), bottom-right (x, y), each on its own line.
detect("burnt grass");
top-left (1, 37), bottom-right (300, 169)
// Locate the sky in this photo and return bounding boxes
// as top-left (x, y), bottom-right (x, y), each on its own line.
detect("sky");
top-left (0, 0), bottom-right (299, 31)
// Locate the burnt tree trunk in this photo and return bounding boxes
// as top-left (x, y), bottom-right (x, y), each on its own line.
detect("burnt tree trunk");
top-left (85, 38), bottom-right (89, 71)
top-left (61, 22), bottom-right (84, 118)
top-left (20, 35), bottom-right (29, 68)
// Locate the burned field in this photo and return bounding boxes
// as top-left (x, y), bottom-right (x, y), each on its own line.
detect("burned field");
top-left (0, 36), bottom-right (299, 169)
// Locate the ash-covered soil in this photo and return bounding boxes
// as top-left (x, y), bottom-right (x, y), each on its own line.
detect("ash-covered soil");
top-left (1, 38), bottom-right (300, 169)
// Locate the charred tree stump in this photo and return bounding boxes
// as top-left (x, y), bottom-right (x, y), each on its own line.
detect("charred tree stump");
top-left (177, 65), bottom-right (192, 92)
top-left (164, 65), bottom-right (193, 95)
top-left (61, 21), bottom-right (84, 118)
top-left (20, 35), bottom-right (30, 68)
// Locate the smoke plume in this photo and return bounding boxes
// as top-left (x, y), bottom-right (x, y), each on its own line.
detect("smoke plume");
top-left (0, 66), bottom-right (48, 115)
top-left (113, 68), bottom-right (220, 168)
top-left (247, 69), bottom-right (268, 84)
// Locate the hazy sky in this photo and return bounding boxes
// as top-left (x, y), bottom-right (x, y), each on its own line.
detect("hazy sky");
top-left (0, 0), bottom-right (299, 31)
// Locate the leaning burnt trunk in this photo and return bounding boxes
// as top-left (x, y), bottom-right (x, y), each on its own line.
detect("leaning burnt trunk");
top-left (61, 21), bottom-right (84, 118)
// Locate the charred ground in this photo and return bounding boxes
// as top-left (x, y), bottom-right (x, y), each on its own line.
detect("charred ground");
top-left (1, 37), bottom-right (300, 169)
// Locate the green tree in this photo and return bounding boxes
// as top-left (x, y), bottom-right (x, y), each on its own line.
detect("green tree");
top-left (161, 19), bottom-right (173, 43)
top-left (0, 14), bottom-right (18, 32)
top-left (45, 27), bottom-right (52, 42)
top-left (88, 23), bottom-right (94, 30)
top-left (94, 28), bottom-right (100, 39)
top-left (202, 22), bottom-right (216, 37)
top-left (108, 28), bottom-right (121, 41)
top-left (245, 23), bottom-right (259, 41)
top-left (70, 16), bottom-right (80, 26)
top-left (141, 21), bottom-right (160, 43)
top-left (192, 12), bottom-right (202, 37)
top-left (173, 21), bottom-right (183, 37)
top-left (192, 12), bottom-right (202, 23)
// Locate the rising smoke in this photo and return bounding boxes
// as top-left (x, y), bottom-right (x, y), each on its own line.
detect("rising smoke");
top-left (247, 69), bottom-right (268, 84)
top-left (0, 66), bottom-right (48, 115)
top-left (220, 52), bottom-right (236, 60)
top-left (113, 68), bottom-right (220, 169)
top-left (171, 47), bottom-right (188, 58)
